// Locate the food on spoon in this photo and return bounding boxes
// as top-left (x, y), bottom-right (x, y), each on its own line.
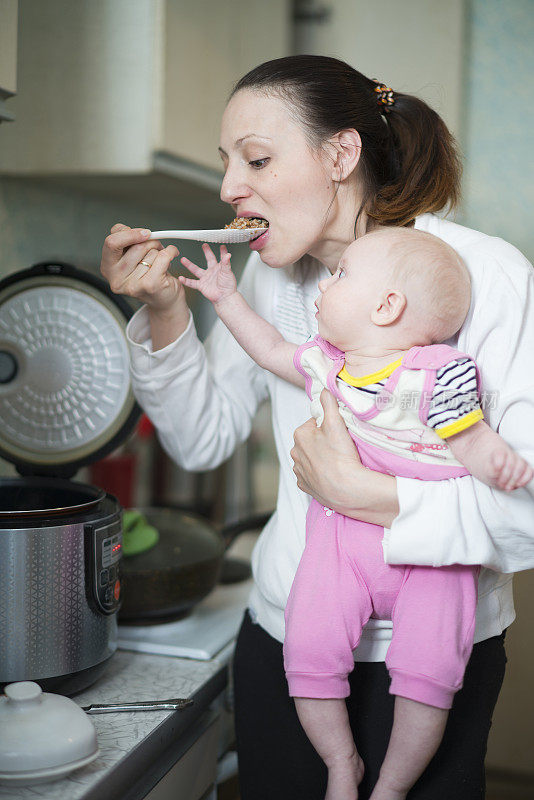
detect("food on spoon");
top-left (224, 217), bottom-right (269, 229)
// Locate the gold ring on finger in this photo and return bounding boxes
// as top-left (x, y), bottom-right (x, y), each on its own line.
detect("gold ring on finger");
top-left (139, 260), bottom-right (152, 268)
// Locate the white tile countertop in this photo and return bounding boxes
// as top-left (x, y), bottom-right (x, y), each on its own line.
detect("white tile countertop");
top-left (0, 634), bottom-right (234, 800)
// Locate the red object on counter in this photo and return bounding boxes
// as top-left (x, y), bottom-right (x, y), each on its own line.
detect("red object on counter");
top-left (90, 453), bottom-right (137, 508)
top-left (137, 414), bottom-right (155, 439)
top-left (90, 415), bottom-right (154, 506)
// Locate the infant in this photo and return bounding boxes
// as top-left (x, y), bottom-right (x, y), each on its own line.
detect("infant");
top-left (180, 227), bottom-right (532, 800)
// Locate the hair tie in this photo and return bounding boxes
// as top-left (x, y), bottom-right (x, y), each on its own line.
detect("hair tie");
top-left (372, 79), bottom-right (395, 112)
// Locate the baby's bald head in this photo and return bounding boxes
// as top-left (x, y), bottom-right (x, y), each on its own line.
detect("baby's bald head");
top-left (346, 227), bottom-right (471, 343)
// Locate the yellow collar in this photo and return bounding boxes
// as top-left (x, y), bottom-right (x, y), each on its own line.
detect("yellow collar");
top-left (338, 356), bottom-right (403, 387)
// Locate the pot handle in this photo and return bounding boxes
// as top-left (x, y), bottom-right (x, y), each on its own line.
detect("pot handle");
top-left (138, 503), bottom-right (273, 551)
top-left (220, 511), bottom-right (273, 550)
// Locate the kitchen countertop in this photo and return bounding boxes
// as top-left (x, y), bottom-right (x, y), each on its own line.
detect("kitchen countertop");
top-left (0, 534), bottom-right (260, 800)
top-left (0, 631), bottom-right (235, 800)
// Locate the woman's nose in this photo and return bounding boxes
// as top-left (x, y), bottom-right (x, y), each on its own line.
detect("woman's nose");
top-left (318, 278), bottom-right (328, 293)
top-left (220, 165), bottom-right (251, 205)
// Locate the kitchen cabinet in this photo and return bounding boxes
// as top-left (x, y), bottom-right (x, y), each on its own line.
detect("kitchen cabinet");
top-left (143, 713), bottom-right (219, 800)
top-left (0, 0), bottom-right (18, 122)
top-left (294, 0), bottom-right (465, 140)
top-left (0, 0), bottom-right (291, 218)
top-left (161, 0), bottom-right (291, 171)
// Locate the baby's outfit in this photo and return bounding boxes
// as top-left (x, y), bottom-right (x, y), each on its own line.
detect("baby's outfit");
top-left (283, 337), bottom-right (483, 710)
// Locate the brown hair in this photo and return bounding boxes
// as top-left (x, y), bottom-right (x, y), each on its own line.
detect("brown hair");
top-left (231, 55), bottom-right (462, 230)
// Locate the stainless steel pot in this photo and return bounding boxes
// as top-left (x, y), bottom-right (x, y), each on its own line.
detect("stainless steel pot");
top-left (0, 480), bottom-right (122, 694)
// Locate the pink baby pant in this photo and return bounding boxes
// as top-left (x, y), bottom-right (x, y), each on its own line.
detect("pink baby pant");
top-left (283, 444), bottom-right (479, 710)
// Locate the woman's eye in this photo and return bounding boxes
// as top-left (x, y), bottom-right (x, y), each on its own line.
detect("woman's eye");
top-left (338, 268), bottom-right (346, 278)
top-left (249, 158), bottom-right (270, 169)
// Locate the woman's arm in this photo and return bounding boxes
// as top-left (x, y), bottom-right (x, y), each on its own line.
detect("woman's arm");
top-left (148, 302), bottom-right (191, 352)
top-left (292, 380), bottom-right (534, 569)
top-left (291, 390), bottom-right (400, 528)
top-left (384, 387), bottom-right (534, 573)
top-left (127, 253), bottom-right (270, 471)
top-left (294, 240), bottom-right (534, 573)
top-left (101, 223), bottom-right (191, 350)
top-left (382, 240), bottom-right (534, 574)
top-left (291, 387), bottom-right (534, 563)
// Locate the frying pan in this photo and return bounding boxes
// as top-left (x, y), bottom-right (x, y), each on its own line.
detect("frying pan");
top-left (118, 506), bottom-right (271, 624)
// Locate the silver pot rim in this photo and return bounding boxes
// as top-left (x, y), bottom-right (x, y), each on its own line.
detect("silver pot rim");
top-left (0, 477), bottom-right (106, 518)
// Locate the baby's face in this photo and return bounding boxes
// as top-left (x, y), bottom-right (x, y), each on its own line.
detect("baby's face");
top-left (314, 236), bottom-right (390, 350)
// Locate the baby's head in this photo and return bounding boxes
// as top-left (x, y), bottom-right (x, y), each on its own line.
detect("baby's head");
top-left (315, 227), bottom-right (470, 352)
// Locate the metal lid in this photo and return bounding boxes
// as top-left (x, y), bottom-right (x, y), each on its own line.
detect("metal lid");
top-left (0, 262), bottom-right (141, 478)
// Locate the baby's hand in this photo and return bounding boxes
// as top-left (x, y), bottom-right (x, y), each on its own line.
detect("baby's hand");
top-left (179, 244), bottom-right (236, 305)
top-left (491, 445), bottom-right (534, 492)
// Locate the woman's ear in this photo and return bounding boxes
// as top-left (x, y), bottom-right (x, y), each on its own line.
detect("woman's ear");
top-left (328, 129), bottom-right (362, 182)
top-left (371, 290), bottom-right (407, 326)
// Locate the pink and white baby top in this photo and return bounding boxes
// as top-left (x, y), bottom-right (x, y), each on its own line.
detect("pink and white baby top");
top-left (294, 337), bottom-right (484, 477)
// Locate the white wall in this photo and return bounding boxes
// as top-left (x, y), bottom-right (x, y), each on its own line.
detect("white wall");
top-left (461, 0), bottom-right (534, 775)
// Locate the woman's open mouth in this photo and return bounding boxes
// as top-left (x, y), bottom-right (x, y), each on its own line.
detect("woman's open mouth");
top-left (226, 214), bottom-right (270, 249)
top-left (249, 227), bottom-right (270, 250)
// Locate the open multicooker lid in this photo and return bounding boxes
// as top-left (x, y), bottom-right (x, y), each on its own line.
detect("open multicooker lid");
top-left (0, 262), bottom-right (141, 478)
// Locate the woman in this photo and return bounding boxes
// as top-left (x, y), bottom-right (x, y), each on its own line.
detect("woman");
top-left (101, 56), bottom-right (534, 799)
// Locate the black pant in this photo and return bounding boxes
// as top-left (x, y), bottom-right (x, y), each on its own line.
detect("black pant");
top-left (233, 610), bottom-right (507, 800)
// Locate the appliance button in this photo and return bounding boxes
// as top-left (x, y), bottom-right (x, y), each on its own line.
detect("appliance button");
top-left (104, 586), bottom-right (113, 604)
top-left (108, 566), bottom-right (116, 582)
top-left (114, 580), bottom-right (121, 601)
top-left (100, 569), bottom-right (109, 587)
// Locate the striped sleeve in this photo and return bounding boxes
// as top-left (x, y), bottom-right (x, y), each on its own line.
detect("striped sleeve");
top-left (427, 358), bottom-right (483, 438)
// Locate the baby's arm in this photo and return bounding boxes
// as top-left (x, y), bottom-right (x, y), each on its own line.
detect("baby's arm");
top-left (447, 421), bottom-right (534, 492)
top-left (179, 244), bottom-right (304, 387)
top-left (429, 356), bottom-right (533, 492)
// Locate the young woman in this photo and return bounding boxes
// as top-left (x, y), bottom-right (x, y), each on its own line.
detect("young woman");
top-left (100, 56), bottom-right (534, 799)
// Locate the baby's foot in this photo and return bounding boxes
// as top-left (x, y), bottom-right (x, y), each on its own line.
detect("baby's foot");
top-left (325, 751), bottom-right (365, 800)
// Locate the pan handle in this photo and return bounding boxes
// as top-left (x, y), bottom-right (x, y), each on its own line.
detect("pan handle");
top-left (220, 511), bottom-right (273, 550)
top-left (136, 504), bottom-right (274, 551)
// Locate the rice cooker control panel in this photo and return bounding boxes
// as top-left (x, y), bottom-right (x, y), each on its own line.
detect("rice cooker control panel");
top-left (87, 520), bottom-right (122, 615)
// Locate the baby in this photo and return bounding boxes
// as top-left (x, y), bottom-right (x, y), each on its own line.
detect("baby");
top-left (179, 227), bottom-right (532, 800)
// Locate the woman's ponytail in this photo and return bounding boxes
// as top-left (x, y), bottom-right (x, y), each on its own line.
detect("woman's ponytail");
top-left (368, 92), bottom-right (463, 227)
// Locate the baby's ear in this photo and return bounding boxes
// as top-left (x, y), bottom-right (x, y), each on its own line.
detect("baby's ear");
top-left (371, 290), bottom-right (406, 326)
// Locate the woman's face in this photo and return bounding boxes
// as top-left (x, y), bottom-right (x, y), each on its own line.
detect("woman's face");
top-left (219, 89), bottom-right (338, 269)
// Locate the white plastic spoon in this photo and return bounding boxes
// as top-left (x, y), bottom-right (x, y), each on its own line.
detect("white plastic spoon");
top-left (149, 228), bottom-right (268, 244)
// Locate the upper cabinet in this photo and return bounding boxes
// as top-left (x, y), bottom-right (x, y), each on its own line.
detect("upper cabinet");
top-left (293, 0), bottom-right (465, 141)
top-left (0, 0), bottom-right (291, 174)
top-left (0, 0), bottom-right (18, 122)
top-left (162, 0), bottom-right (291, 171)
